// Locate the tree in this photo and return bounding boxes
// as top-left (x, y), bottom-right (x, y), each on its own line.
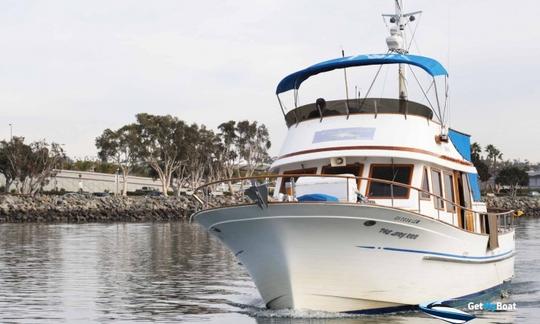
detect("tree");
top-left (132, 113), bottom-right (189, 196)
top-left (218, 121), bottom-right (239, 179)
top-left (471, 142), bottom-right (482, 163)
top-left (474, 159), bottom-right (491, 182)
top-left (2, 137), bottom-right (65, 195)
top-left (495, 166), bottom-right (529, 198)
top-left (236, 121), bottom-right (271, 177)
top-left (96, 125), bottom-right (139, 196)
top-left (0, 142), bottom-right (16, 192)
top-left (217, 121), bottom-right (240, 192)
top-left (485, 144), bottom-right (502, 171)
top-left (93, 115), bottom-right (274, 196)
top-left (183, 124), bottom-right (222, 189)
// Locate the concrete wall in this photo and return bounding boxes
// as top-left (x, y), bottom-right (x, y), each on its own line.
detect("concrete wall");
top-left (0, 169), bottom-right (163, 193)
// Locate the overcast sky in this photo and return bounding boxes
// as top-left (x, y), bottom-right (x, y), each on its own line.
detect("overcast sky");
top-left (1, 0), bottom-right (539, 162)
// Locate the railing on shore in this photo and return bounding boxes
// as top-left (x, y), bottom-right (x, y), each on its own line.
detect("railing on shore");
top-left (192, 174), bottom-right (515, 234)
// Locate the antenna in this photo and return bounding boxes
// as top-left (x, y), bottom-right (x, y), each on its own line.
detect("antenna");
top-left (342, 48), bottom-right (350, 119)
top-left (382, 0), bottom-right (422, 100)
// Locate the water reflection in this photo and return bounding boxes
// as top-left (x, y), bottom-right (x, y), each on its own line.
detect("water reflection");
top-left (0, 219), bottom-right (538, 323)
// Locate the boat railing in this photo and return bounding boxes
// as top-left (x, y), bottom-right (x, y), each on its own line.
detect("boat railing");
top-left (192, 174), bottom-right (515, 234)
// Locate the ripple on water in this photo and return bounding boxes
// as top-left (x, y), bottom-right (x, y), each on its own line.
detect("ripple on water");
top-left (0, 220), bottom-right (539, 323)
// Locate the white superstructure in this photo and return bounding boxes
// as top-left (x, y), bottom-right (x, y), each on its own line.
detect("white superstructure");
top-left (192, 0), bottom-right (515, 314)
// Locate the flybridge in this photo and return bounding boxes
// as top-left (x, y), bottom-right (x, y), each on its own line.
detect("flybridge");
top-left (275, 54), bottom-right (448, 95)
top-left (275, 0), bottom-right (451, 132)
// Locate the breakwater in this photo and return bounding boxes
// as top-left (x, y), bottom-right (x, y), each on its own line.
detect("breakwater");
top-left (0, 194), bottom-right (539, 223)
top-left (485, 196), bottom-right (540, 216)
top-left (0, 194), bottom-right (200, 223)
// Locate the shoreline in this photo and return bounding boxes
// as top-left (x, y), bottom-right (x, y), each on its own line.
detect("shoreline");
top-left (0, 194), bottom-right (199, 223)
top-left (0, 194), bottom-right (539, 223)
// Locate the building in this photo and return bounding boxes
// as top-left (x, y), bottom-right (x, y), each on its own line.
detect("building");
top-left (528, 170), bottom-right (540, 189)
top-left (0, 169), bottom-right (163, 194)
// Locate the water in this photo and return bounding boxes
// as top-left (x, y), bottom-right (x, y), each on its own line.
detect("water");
top-left (0, 218), bottom-right (538, 323)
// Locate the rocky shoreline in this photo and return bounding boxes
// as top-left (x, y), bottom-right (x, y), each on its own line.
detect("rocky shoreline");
top-left (0, 194), bottom-right (202, 223)
top-left (484, 196), bottom-right (540, 216)
top-left (0, 194), bottom-right (539, 223)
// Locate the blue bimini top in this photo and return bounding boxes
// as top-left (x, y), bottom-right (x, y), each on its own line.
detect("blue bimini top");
top-left (276, 53), bottom-right (448, 94)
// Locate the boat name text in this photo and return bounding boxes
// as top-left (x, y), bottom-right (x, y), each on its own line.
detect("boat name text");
top-left (379, 228), bottom-right (419, 240)
top-left (393, 216), bottom-right (420, 224)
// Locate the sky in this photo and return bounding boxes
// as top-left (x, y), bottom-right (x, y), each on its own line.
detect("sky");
top-left (0, 0), bottom-right (539, 162)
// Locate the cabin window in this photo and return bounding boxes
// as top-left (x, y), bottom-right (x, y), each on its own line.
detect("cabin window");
top-left (420, 167), bottom-right (430, 199)
top-left (461, 173), bottom-right (472, 208)
top-left (367, 164), bottom-right (413, 198)
top-left (444, 173), bottom-right (456, 212)
top-left (321, 164), bottom-right (364, 188)
top-left (279, 168), bottom-right (318, 194)
top-left (431, 169), bottom-right (445, 209)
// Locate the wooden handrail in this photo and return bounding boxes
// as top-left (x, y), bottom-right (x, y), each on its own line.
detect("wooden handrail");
top-left (194, 174), bottom-right (513, 218)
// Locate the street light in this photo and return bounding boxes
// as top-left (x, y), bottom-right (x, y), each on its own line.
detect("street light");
top-left (115, 167), bottom-right (120, 196)
top-left (8, 123), bottom-right (13, 141)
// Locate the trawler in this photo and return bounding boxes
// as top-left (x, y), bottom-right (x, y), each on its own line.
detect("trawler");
top-left (192, 0), bottom-right (515, 314)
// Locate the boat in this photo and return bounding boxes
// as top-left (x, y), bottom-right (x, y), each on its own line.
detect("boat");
top-left (191, 0), bottom-right (515, 314)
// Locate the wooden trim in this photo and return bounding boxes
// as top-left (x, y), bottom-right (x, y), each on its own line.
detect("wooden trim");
top-left (430, 168), bottom-right (446, 211)
top-left (420, 166), bottom-right (431, 200)
top-left (358, 164), bottom-right (364, 189)
top-left (460, 173), bottom-right (475, 232)
top-left (443, 172), bottom-right (456, 212)
top-left (277, 145), bottom-right (474, 167)
top-left (453, 170), bottom-right (463, 228)
top-left (366, 164), bottom-right (414, 199)
top-left (321, 163), bottom-right (364, 189)
top-left (282, 168), bottom-right (318, 175)
top-left (279, 168), bottom-right (318, 193)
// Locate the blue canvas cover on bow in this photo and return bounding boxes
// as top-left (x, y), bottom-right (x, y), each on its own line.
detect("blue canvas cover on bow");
top-left (276, 53), bottom-right (448, 94)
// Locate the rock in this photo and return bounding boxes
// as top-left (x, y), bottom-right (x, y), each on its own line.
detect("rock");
top-left (3, 192), bottom-right (536, 223)
top-left (0, 194), bottom-right (194, 223)
top-left (485, 196), bottom-right (540, 216)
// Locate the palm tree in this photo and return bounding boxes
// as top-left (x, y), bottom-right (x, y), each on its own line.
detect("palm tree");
top-left (485, 144), bottom-right (502, 171)
top-left (471, 142), bottom-right (482, 162)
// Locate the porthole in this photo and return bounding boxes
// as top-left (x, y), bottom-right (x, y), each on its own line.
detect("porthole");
top-left (364, 220), bottom-right (376, 226)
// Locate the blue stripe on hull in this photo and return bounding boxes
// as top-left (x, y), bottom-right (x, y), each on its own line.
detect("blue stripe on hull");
top-left (345, 304), bottom-right (417, 315)
top-left (356, 245), bottom-right (514, 260)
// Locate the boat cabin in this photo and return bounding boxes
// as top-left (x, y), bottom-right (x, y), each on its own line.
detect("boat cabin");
top-left (270, 54), bottom-right (488, 235)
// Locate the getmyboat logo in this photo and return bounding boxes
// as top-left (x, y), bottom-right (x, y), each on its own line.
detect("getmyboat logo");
top-left (467, 301), bottom-right (517, 312)
top-left (419, 301), bottom-right (517, 323)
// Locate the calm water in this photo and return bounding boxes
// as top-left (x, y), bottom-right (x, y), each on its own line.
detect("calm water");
top-left (0, 218), bottom-right (539, 323)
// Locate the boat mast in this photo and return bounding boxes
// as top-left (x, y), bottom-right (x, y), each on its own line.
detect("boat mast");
top-left (395, 0), bottom-right (407, 100)
top-left (384, 0), bottom-right (421, 101)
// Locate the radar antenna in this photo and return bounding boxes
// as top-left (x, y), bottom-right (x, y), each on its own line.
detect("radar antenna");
top-left (382, 0), bottom-right (422, 100)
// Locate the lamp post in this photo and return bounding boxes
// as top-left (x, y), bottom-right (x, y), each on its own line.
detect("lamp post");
top-left (115, 167), bottom-right (120, 196)
top-left (8, 123), bottom-right (13, 141)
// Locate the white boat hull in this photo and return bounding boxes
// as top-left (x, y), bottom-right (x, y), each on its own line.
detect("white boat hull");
top-left (194, 203), bottom-right (514, 313)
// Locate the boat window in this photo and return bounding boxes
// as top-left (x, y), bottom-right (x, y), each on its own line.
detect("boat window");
top-left (431, 169), bottom-right (444, 209)
top-left (367, 165), bottom-right (413, 198)
top-left (279, 168), bottom-right (318, 194)
top-left (444, 173), bottom-right (456, 212)
top-left (420, 167), bottom-right (430, 199)
top-left (461, 173), bottom-right (472, 208)
top-left (321, 164), bottom-right (364, 188)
